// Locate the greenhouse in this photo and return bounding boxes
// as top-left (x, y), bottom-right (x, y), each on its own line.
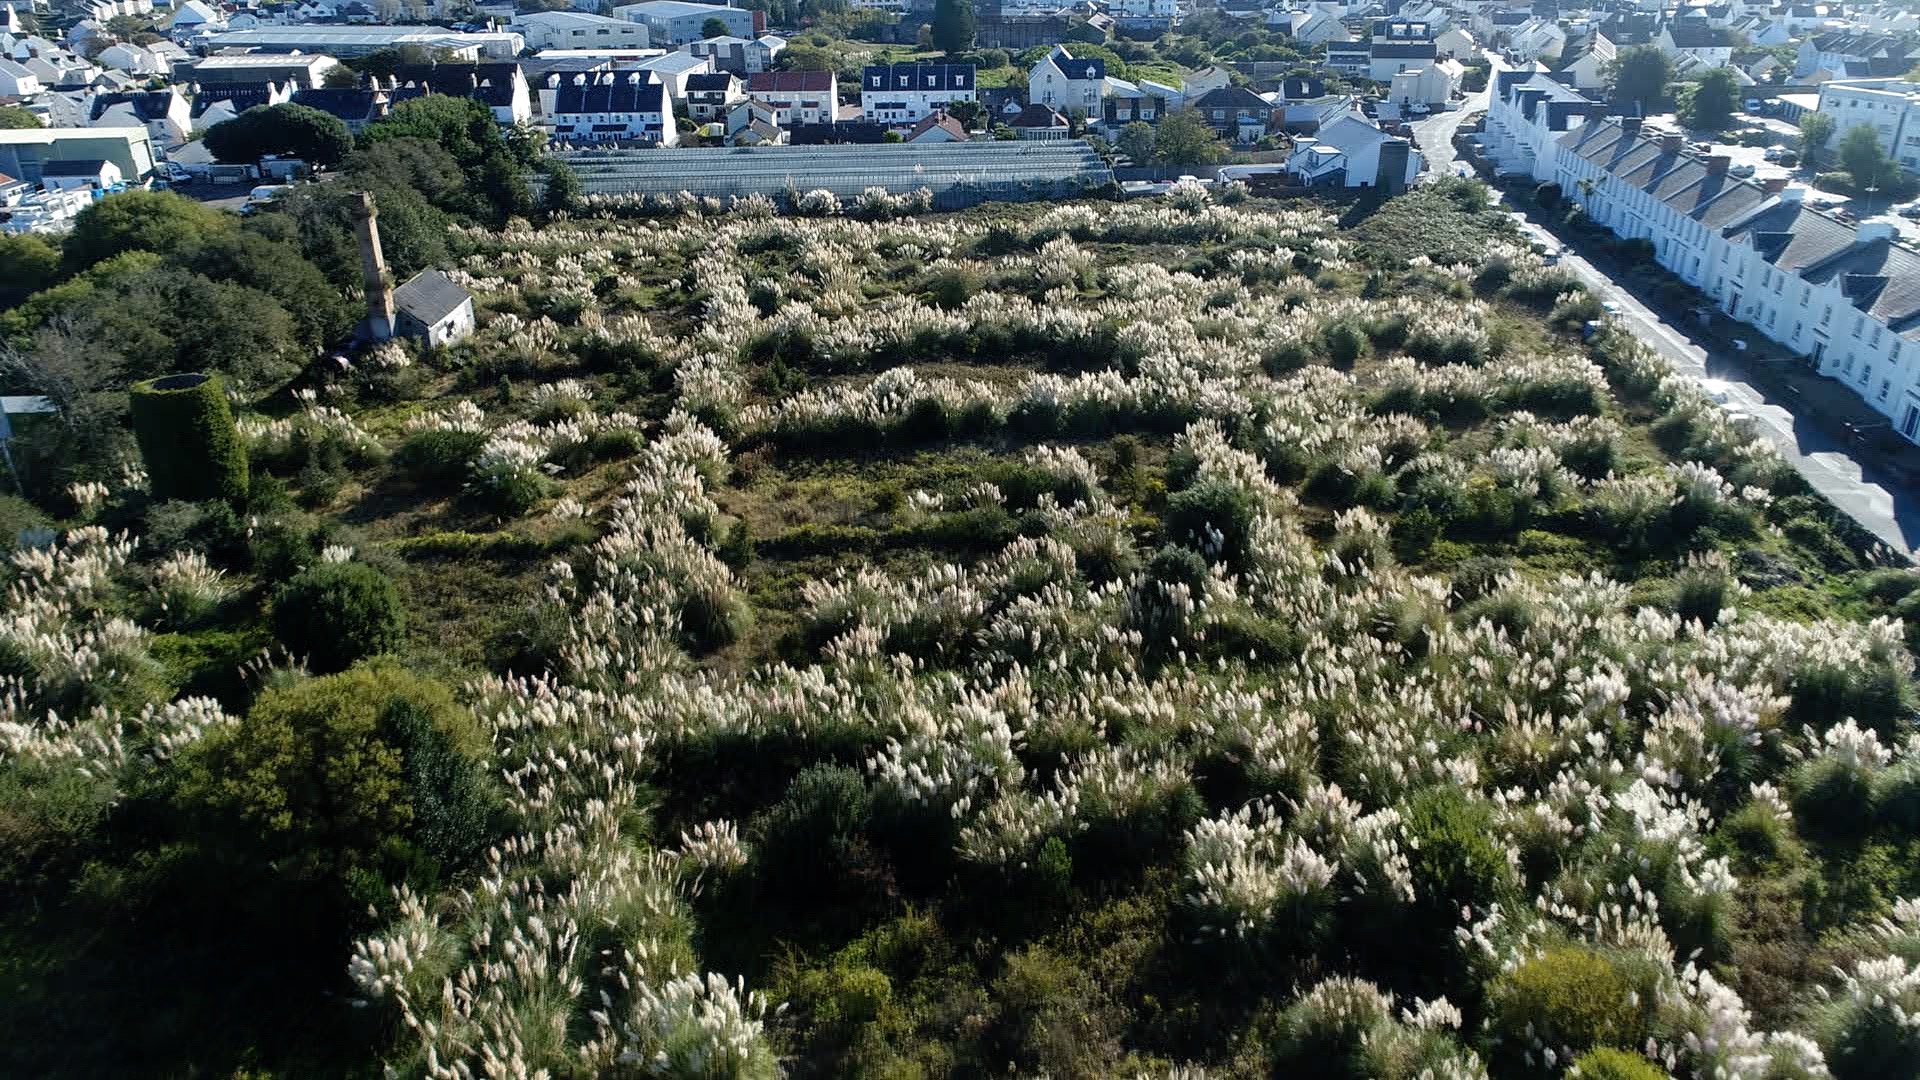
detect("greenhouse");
top-left (545, 141), bottom-right (1116, 208)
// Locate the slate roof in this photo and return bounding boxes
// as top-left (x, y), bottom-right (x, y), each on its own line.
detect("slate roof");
top-left (748, 70), bottom-right (832, 92)
top-left (393, 270), bottom-right (470, 326)
top-left (1045, 48), bottom-right (1104, 81)
top-left (1009, 102), bottom-right (1066, 128)
top-left (684, 73), bottom-right (736, 92)
top-left (552, 73), bottom-right (668, 113)
top-left (861, 63), bottom-right (973, 93)
top-left (1278, 75), bottom-right (1327, 99)
top-left (1663, 21), bottom-right (1732, 48)
top-left (388, 62), bottom-right (521, 108)
top-left (289, 87), bottom-right (383, 122)
top-left (87, 90), bottom-right (177, 122)
top-left (1371, 41), bottom-right (1438, 59)
top-left (1565, 116), bottom-right (1920, 334)
top-left (1189, 85), bottom-right (1270, 111)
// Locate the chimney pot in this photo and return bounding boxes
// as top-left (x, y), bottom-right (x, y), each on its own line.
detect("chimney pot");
top-left (1761, 176), bottom-right (1788, 193)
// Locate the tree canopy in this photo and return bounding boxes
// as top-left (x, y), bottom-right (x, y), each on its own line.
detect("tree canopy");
top-left (1606, 45), bottom-right (1672, 114)
top-left (1799, 111), bottom-right (1836, 171)
top-left (0, 105), bottom-right (42, 129)
top-left (931, 0), bottom-right (976, 56)
top-left (205, 103), bottom-right (355, 168)
top-left (1838, 124), bottom-right (1898, 193)
top-left (1153, 110), bottom-right (1227, 165)
top-left (62, 190), bottom-right (233, 274)
top-left (1683, 68), bottom-right (1740, 131)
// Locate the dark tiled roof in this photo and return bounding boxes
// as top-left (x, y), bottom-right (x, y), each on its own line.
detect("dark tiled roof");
top-left (1371, 41), bottom-right (1437, 58)
top-left (289, 87), bottom-right (382, 122)
top-left (1190, 86), bottom-right (1269, 111)
top-left (1723, 203), bottom-right (1855, 273)
top-left (861, 63), bottom-right (973, 93)
top-left (1796, 234), bottom-right (1920, 329)
top-left (552, 74), bottom-right (668, 114)
top-left (389, 62), bottom-right (522, 109)
top-left (1278, 76), bottom-right (1326, 99)
top-left (88, 90), bottom-right (178, 122)
top-left (1663, 21), bottom-right (1731, 48)
top-left (1009, 102), bottom-right (1066, 128)
top-left (393, 270), bottom-right (470, 326)
top-left (1046, 49), bottom-right (1105, 80)
top-left (748, 70), bottom-right (833, 92)
top-left (684, 72), bottom-right (736, 92)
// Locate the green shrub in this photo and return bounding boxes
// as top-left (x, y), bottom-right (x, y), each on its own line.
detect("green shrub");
top-left (395, 428), bottom-right (486, 483)
top-left (1570, 1048), bottom-right (1669, 1079)
top-left (1402, 788), bottom-right (1515, 922)
top-left (1485, 947), bottom-right (1654, 1068)
top-left (180, 662), bottom-right (495, 889)
top-left (1671, 561), bottom-right (1734, 629)
top-left (271, 561), bottom-right (406, 673)
top-left (129, 372), bottom-right (249, 504)
top-left (1165, 479), bottom-right (1257, 569)
top-left (750, 765), bottom-right (873, 893)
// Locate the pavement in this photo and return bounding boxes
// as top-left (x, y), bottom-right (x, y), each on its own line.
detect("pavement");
top-left (1412, 61), bottom-right (1919, 558)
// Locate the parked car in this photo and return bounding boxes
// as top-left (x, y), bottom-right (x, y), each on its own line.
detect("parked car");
top-left (1744, 98), bottom-right (1765, 113)
top-left (1899, 203), bottom-right (1920, 220)
top-left (1601, 300), bottom-right (1623, 315)
top-left (1763, 146), bottom-right (1787, 162)
top-left (158, 161), bottom-right (191, 183)
top-left (1729, 162), bottom-right (1756, 178)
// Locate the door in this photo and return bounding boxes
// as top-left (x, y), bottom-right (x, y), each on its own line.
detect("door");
top-left (1903, 402), bottom-right (1920, 439)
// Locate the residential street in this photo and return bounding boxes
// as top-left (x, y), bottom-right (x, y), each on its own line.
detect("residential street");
top-left (1410, 67), bottom-right (1920, 559)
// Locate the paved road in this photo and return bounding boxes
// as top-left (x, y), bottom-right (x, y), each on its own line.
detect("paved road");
top-left (1409, 59), bottom-right (1919, 558)
top-left (1412, 78), bottom-right (1488, 180)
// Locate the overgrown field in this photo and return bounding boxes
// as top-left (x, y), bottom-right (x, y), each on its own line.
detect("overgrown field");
top-left (4, 181), bottom-right (1919, 1079)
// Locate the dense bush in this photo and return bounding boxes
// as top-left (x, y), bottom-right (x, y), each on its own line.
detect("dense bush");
top-left (181, 662), bottom-right (495, 891)
top-left (1484, 947), bottom-right (1656, 1069)
top-left (270, 561), bottom-right (406, 673)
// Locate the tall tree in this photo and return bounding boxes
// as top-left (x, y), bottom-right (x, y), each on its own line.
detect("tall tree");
top-left (204, 103), bottom-right (355, 167)
top-left (1838, 124), bottom-right (1896, 193)
top-left (0, 105), bottom-right (42, 129)
top-left (1606, 45), bottom-right (1672, 114)
top-left (930, 0), bottom-right (975, 56)
top-left (1798, 111), bottom-right (1836, 171)
top-left (701, 15), bottom-right (729, 38)
top-left (1118, 120), bottom-right (1156, 165)
top-left (1683, 68), bottom-right (1739, 131)
top-left (1153, 110), bottom-right (1227, 165)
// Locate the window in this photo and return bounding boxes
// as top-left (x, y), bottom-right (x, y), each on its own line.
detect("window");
top-left (1902, 402), bottom-right (1920, 439)
top-left (1881, 379), bottom-right (1892, 401)
top-left (1855, 315), bottom-right (1866, 338)
top-left (1873, 326), bottom-right (1884, 347)
top-left (1821, 305), bottom-right (1833, 327)
top-left (1860, 363), bottom-right (1872, 385)
top-left (1802, 286), bottom-right (1811, 304)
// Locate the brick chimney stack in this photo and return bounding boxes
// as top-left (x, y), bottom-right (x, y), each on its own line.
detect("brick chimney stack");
top-left (351, 191), bottom-right (395, 341)
top-left (1706, 154), bottom-right (1729, 175)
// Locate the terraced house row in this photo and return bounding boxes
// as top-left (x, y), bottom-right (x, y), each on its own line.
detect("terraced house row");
top-left (1487, 73), bottom-right (1920, 444)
